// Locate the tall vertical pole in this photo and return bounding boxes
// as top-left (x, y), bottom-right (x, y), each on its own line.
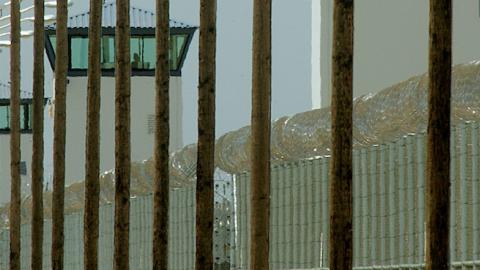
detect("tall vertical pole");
top-left (51, 0), bottom-right (68, 268)
top-left (152, 0), bottom-right (170, 268)
top-left (426, 0), bottom-right (452, 269)
top-left (31, 0), bottom-right (45, 269)
top-left (195, 0), bottom-right (216, 268)
top-left (250, 0), bottom-right (272, 269)
top-left (84, 0), bottom-right (103, 268)
top-left (9, 0), bottom-right (21, 269)
top-left (114, 0), bottom-right (131, 269)
top-left (329, 0), bottom-right (354, 269)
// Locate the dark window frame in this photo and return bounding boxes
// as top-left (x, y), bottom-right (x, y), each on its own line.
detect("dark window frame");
top-left (45, 27), bottom-right (196, 77)
top-left (0, 98), bottom-right (48, 134)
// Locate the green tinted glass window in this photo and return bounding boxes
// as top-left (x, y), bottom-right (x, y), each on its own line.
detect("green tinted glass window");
top-left (101, 36), bottom-right (115, 69)
top-left (0, 103), bottom-right (32, 132)
top-left (130, 36), bottom-right (155, 70)
top-left (49, 35), bottom-right (57, 54)
top-left (71, 37), bottom-right (89, 69)
top-left (143, 37), bottom-right (155, 70)
top-left (170, 34), bottom-right (187, 70)
top-left (20, 104), bottom-right (32, 130)
top-left (0, 105), bottom-right (9, 130)
top-left (66, 33), bottom-right (189, 72)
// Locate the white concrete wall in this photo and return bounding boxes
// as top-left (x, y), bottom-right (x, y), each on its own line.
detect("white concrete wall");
top-left (63, 76), bottom-right (183, 184)
top-left (312, 0), bottom-right (480, 109)
top-left (0, 135), bottom-right (33, 204)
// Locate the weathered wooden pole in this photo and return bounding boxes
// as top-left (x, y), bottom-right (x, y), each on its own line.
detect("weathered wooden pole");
top-left (31, 0), bottom-right (45, 269)
top-left (9, 0), bottom-right (21, 269)
top-left (51, 0), bottom-right (68, 269)
top-left (249, 0), bottom-right (272, 269)
top-left (195, 0), bottom-right (216, 268)
top-left (426, 0), bottom-right (452, 269)
top-left (84, 0), bottom-right (103, 268)
top-left (114, 0), bottom-right (131, 268)
top-left (152, 0), bottom-right (170, 268)
top-left (329, 0), bottom-right (354, 269)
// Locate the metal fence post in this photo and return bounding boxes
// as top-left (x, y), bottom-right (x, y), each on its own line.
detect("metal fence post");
top-left (417, 133), bottom-right (426, 264)
top-left (451, 127), bottom-right (457, 263)
top-left (472, 123), bottom-right (479, 265)
top-left (459, 122), bottom-right (468, 263)
top-left (370, 146), bottom-right (378, 265)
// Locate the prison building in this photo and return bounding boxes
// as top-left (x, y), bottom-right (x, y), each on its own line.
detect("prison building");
top-left (44, 2), bottom-right (196, 183)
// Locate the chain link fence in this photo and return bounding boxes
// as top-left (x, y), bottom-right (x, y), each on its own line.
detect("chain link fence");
top-left (232, 121), bottom-right (480, 269)
top-left (1, 122), bottom-right (480, 269)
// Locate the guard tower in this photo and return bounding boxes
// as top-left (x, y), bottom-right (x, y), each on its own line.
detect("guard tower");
top-left (44, 2), bottom-right (196, 183)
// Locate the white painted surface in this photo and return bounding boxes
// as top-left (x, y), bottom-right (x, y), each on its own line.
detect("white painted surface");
top-left (63, 76), bottom-right (183, 184)
top-left (312, 0), bottom-right (480, 109)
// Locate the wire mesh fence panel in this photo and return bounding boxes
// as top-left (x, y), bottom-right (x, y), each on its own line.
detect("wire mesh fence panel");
top-left (230, 121), bottom-right (480, 269)
top-left (2, 122), bottom-right (480, 269)
top-left (0, 187), bottom-right (198, 270)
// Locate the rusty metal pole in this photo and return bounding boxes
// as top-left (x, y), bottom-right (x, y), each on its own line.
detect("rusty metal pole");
top-left (426, 0), bottom-right (452, 269)
top-left (329, 0), bottom-right (354, 269)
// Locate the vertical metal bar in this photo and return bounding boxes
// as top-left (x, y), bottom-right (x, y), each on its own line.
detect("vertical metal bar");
top-left (417, 133), bottom-right (426, 264)
top-left (279, 165), bottom-right (287, 269)
top-left (361, 148), bottom-right (368, 266)
top-left (189, 186), bottom-right (195, 269)
top-left (293, 162), bottom-right (301, 267)
top-left (244, 173), bottom-right (250, 269)
top-left (450, 127), bottom-right (457, 263)
top-left (237, 174), bottom-right (244, 268)
top-left (234, 175), bottom-right (241, 268)
top-left (379, 145), bottom-right (386, 265)
top-left (284, 165), bottom-right (293, 268)
top-left (407, 134), bottom-right (415, 263)
top-left (289, 164), bottom-right (296, 268)
top-left (459, 122), bottom-right (468, 263)
top-left (321, 158), bottom-right (329, 267)
top-left (313, 159), bottom-right (322, 268)
top-left (388, 142), bottom-right (396, 265)
top-left (353, 149), bottom-right (360, 267)
top-left (305, 160), bottom-right (316, 268)
top-left (472, 122), bottom-right (479, 264)
top-left (270, 166), bottom-right (279, 269)
top-left (398, 137), bottom-right (406, 264)
top-left (370, 146), bottom-right (378, 265)
top-left (181, 190), bottom-right (187, 270)
top-left (300, 161), bottom-right (308, 267)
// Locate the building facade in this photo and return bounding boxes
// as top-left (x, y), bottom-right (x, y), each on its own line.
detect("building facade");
top-left (312, 0), bottom-right (480, 109)
top-left (45, 2), bottom-right (196, 183)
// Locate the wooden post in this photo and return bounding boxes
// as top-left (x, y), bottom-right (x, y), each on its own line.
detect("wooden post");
top-left (329, 0), bottom-right (354, 269)
top-left (114, 0), bottom-right (131, 269)
top-left (31, 0), bottom-right (45, 269)
top-left (84, 0), bottom-right (102, 269)
top-left (426, 0), bottom-right (452, 269)
top-left (9, 0), bottom-right (21, 269)
top-left (195, 0), bottom-right (216, 269)
top-left (152, 0), bottom-right (170, 269)
top-left (51, 0), bottom-right (68, 269)
top-left (250, 0), bottom-right (272, 269)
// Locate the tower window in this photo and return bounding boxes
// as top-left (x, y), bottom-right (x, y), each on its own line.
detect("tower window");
top-left (0, 101), bottom-right (34, 134)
